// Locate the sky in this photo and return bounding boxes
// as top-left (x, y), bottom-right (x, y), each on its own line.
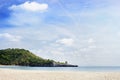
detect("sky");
top-left (0, 0), bottom-right (120, 66)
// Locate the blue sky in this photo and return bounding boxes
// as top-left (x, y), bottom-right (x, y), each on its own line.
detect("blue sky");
top-left (0, 0), bottom-right (120, 66)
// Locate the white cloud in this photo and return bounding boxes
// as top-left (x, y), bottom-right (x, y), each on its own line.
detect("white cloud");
top-left (88, 38), bottom-right (95, 44)
top-left (56, 38), bottom-right (74, 46)
top-left (79, 48), bottom-right (88, 52)
top-left (88, 45), bottom-right (96, 49)
top-left (9, 1), bottom-right (48, 12)
top-left (8, 2), bottom-right (48, 27)
top-left (0, 33), bottom-right (22, 42)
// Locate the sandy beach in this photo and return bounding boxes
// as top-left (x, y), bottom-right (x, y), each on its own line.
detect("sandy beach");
top-left (0, 69), bottom-right (120, 80)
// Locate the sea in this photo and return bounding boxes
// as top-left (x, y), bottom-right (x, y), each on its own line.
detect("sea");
top-left (1, 66), bottom-right (120, 72)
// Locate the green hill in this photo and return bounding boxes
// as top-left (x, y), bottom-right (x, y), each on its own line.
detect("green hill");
top-left (0, 48), bottom-right (54, 67)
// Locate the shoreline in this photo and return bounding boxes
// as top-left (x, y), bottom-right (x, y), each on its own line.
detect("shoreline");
top-left (0, 69), bottom-right (120, 80)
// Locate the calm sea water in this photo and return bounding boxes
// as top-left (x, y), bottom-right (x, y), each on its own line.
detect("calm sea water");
top-left (1, 66), bottom-right (120, 72)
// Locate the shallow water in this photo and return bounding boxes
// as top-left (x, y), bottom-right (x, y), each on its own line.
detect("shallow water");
top-left (1, 66), bottom-right (120, 72)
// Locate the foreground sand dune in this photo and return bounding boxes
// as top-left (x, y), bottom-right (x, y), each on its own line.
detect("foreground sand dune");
top-left (0, 69), bottom-right (120, 80)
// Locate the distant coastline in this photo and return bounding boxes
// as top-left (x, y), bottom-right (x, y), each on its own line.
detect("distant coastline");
top-left (0, 48), bottom-right (78, 67)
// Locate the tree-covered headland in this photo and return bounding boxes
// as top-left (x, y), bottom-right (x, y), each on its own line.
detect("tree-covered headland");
top-left (0, 48), bottom-right (78, 67)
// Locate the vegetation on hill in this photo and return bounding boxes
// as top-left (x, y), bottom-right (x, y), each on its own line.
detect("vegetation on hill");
top-left (0, 48), bottom-right (54, 67)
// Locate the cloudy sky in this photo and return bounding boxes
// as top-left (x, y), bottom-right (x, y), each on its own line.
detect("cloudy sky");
top-left (0, 0), bottom-right (120, 66)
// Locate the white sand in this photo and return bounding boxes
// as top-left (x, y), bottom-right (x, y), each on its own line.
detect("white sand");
top-left (0, 69), bottom-right (120, 80)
